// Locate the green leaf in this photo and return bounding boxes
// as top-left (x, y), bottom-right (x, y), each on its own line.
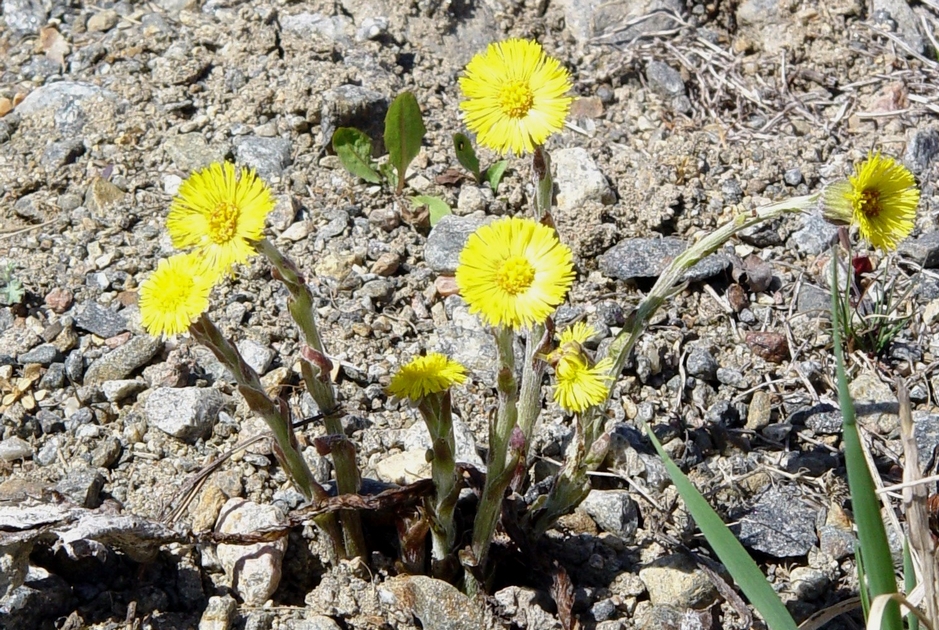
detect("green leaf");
top-left (411, 195), bottom-right (451, 226)
top-left (644, 425), bottom-right (798, 630)
top-left (378, 161), bottom-right (397, 189)
top-left (385, 92), bottom-right (426, 195)
top-left (332, 128), bottom-right (381, 184)
top-left (830, 255), bottom-right (903, 630)
top-left (485, 160), bottom-right (509, 194)
top-left (453, 133), bottom-right (480, 180)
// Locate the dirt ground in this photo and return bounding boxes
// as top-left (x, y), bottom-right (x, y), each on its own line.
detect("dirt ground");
top-left (2, 0), bottom-right (939, 628)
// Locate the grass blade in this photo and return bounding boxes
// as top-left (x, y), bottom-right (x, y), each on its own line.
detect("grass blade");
top-left (830, 251), bottom-right (902, 630)
top-left (644, 425), bottom-right (798, 630)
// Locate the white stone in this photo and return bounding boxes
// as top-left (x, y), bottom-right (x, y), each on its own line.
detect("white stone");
top-left (553, 148), bottom-right (614, 213)
top-left (216, 499), bottom-right (287, 606)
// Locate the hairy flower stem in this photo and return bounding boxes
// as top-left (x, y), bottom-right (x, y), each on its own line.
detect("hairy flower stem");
top-left (188, 315), bottom-right (346, 558)
top-left (416, 391), bottom-right (459, 568)
top-left (471, 327), bottom-right (519, 572)
top-left (255, 238), bottom-right (366, 559)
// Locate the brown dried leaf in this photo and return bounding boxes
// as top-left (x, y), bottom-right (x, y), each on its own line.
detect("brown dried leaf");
top-left (726, 283), bottom-right (750, 313)
top-left (434, 169), bottom-right (464, 185)
top-left (39, 26), bottom-right (70, 66)
top-left (551, 564), bottom-right (577, 630)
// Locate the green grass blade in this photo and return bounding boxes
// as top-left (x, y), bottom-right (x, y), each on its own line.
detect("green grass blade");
top-left (830, 252), bottom-right (902, 630)
top-left (384, 92), bottom-right (426, 195)
top-left (644, 425), bottom-right (798, 630)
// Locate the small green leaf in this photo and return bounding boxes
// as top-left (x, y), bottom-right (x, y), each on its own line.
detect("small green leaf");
top-left (411, 195), bottom-right (451, 226)
top-left (385, 92), bottom-right (426, 195)
top-left (378, 161), bottom-right (397, 189)
top-left (484, 160), bottom-right (509, 193)
top-left (332, 128), bottom-right (381, 184)
top-left (453, 133), bottom-right (481, 180)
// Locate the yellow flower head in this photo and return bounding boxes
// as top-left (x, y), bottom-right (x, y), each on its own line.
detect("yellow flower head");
top-left (550, 324), bottom-right (613, 414)
top-left (167, 162), bottom-right (275, 276)
top-left (821, 152), bottom-right (919, 251)
top-left (456, 217), bottom-right (575, 330)
top-left (459, 38), bottom-right (573, 156)
top-left (388, 353), bottom-right (467, 402)
top-left (139, 253), bottom-right (216, 337)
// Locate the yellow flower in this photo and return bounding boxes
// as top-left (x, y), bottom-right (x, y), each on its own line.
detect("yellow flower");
top-left (167, 162), bottom-right (275, 276)
top-left (388, 353), bottom-right (467, 401)
top-left (550, 323), bottom-right (613, 413)
top-left (139, 253), bottom-right (215, 337)
top-left (456, 217), bottom-right (575, 330)
top-left (821, 152), bottom-right (919, 251)
top-left (459, 38), bottom-right (573, 155)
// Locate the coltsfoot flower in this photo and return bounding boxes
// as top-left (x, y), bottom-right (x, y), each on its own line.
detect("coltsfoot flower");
top-left (548, 323), bottom-right (613, 414)
top-left (821, 152), bottom-right (919, 251)
top-left (456, 217), bottom-right (575, 330)
top-left (459, 38), bottom-right (573, 155)
top-left (167, 162), bottom-right (275, 276)
top-left (388, 353), bottom-right (467, 402)
top-left (139, 253), bottom-right (215, 337)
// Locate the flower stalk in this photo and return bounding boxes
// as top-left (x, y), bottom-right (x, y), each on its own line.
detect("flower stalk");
top-left (255, 237), bottom-right (366, 559)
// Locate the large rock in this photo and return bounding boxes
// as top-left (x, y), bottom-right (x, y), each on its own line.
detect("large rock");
top-left (145, 386), bottom-right (226, 442)
top-left (553, 148), bottom-right (615, 213)
top-left (554, 0), bottom-right (683, 47)
top-left (216, 499), bottom-right (288, 606)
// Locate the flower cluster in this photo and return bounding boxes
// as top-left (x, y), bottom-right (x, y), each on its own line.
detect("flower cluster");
top-left (139, 162), bottom-right (275, 337)
top-left (547, 323), bottom-right (614, 414)
top-left (388, 353), bottom-right (467, 402)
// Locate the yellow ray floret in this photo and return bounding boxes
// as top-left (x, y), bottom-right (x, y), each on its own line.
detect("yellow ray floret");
top-left (821, 152), bottom-right (919, 251)
top-left (388, 353), bottom-right (467, 402)
top-left (459, 38), bottom-right (573, 156)
top-left (139, 253), bottom-right (216, 338)
top-left (456, 217), bottom-right (575, 330)
top-left (167, 162), bottom-right (275, 276)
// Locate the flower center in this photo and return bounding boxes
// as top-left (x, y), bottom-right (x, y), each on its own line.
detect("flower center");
top-left (498, 81), bottom-right (534, 119)
top-left (858, 189), bottom-right (882, 219)
top-left (209, 202), bottom-right (239, 243)
top-left (497, 256), bottom-right (536, 295)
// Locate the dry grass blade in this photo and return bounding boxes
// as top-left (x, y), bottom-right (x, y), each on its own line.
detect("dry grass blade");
top-left (868, 593), bottom-right (935, 630)
top-left (899, 378), bottom-right (939, 625)
top-left (797, 596), bottom-right (862, 630)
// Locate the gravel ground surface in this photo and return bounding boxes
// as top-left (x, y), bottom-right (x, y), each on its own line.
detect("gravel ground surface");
top-left (3, 0), bottom-right (939, 628)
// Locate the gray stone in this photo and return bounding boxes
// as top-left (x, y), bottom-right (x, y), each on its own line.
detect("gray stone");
top-left (379, 575), bottom-right (488, 630)
top-left (905, 128), bottom-right (939, 175)
top-left (235, 339), bottom-right (275, 376)
top-left (36, 410), bottom-right (64, 434)
top-left (101, 379), bottom-right (147, 403)
top-left (83, 336), bottom-right (162, 384)
top-left (645, 61), bottom-right (685, 98)
top-left (0, 437), bottom-right (31, 462)
top-left (3, 0), bottom-right (45, 34)
top-left (746, 390), bottom-right (773, 431)
top-left (90, 436), bottom-right (122, 469)
top-left (0, 568), bottom-right (71, 629)
top-left (87, 9), bottom-right (119, 31)
top-left (555, 0), bottom-right (682, 46)
top-left (13, 193), bottom-right (45, 222)
top-left (55, 468), bottom-right (105, 507)
top-left (164, 134), bottom-right (229, 173)
top-left (424, 215), bottom-right (490, 274)
top-left (18, 343), bottom-right (62, 366)
top-left (721, 178), bottom-right (744, 204)
top-left (356, 17), bottom-right (388, 42)
top-left (199, 594), bottom-right (238, 630)
top-left (873, 0), bottom-right (925, 54)
top-left (685, 347), bottom-right (718, 380)
top-left (455, 185), bottom-right (491, 216)
top-left (355, 279), bottom-right (394, 305)
top-left (736, 485), bottom-right (816, 556)
top-left (73, 302), bottom-right (128, 338)
top-left (403, 413), bottom-right (484, 468)
top-left (784, 167), bottom-right (803, 186)
top-left (15, 81), bottom-right (114, 116)
top-left (818, 524), bottom-right (855, 560)
top-left (580, 489), bottom-right (639, 538)
top-left (492, 586), bottom-right (557, 629)
top-left (41, 140), bottom-right (85, 172)
top-left (285, 617), bottom-right (342, 630)
top-left (216, 498), bottom-right (287, 606)
top-left (849, 372), bottom-right (898, 434)
top-left (36, 437), bottom-right (61, 467)
top-left (790, 211), bottom-right (840, 256)
top-left (554, 147), bottom-right (615, 213)
top-left (146, 386), bottom-right (226, 442)
top-left (792, 402), bottom-right (842, 435)
top-left (639, 553), bottom-right (719, 608)
top-left (716, 367), bottom-right (748, 389)
top-left (599, 237), bottom-right (730, 283)
top-left (795, 284), bottom-right (831, 314)
top-left (64, 351), bottom-right (84, 382)
top-left (280, 12), bottom-right (353, 44)
top-left (789, 566), bottom-right (830, 601)
top-left (233, 136), bottom-right (292, 180)
top-left (900, 231), bottom-right (939, 268)
top-left (913, 411), bottom-right (939, 472)
top-left (319, 85), bottom-right (387, 149)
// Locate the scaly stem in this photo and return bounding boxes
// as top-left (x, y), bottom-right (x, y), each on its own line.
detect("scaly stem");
top-left (417, 391), bottom-right (458, 567)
